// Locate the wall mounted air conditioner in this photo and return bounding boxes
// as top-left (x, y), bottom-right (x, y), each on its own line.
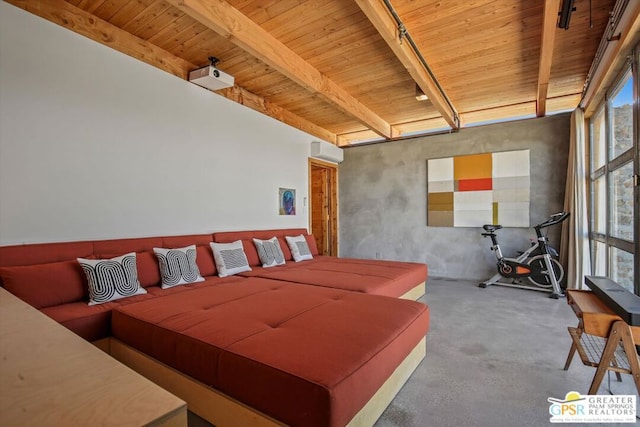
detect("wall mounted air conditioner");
top-left (188, 65), bottom-right (234, 91)
top-left (310, 141), bottom-right (344, 164)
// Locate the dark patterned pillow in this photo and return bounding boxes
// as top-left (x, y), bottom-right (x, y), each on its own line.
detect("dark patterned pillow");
top-left (77, 252), bottom-right (146, 305)
top-left (153, 245), bottom-right (205, 289)
top-left (285, 235), bottom-right (314, 262)
top-left (253, 237), bottom-right (286, 268)
top-left (209, 240), bottom-right (252, 277)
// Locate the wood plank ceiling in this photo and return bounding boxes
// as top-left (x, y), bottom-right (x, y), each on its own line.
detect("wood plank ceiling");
top-left (6, 0), bottom-right (620, 145)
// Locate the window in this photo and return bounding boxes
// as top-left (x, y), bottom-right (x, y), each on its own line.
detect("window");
top-left (588, 53), bottom-right (638, 295)
top-left (609, 76), bottom-right (634, 159)
top-left (592, 169), bottom-right (606, 234)
top-left (591, 107), bottom-right (606, 170)
top-left (609, 161), bottom-right (634, 241)
top-left (611, 247), bottom-right (634, 291)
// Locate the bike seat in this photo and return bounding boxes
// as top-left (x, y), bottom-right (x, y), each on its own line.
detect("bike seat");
top-left (482, 224), bottom-right (502, 232)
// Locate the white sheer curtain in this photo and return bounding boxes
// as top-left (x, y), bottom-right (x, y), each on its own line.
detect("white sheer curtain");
top-left (560, 108), bottom-right (591, 289)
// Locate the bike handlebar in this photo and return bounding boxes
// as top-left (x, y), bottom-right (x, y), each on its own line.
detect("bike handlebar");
top-left (482, 212), bottom-right (569, 234)
top-left (535, 212), bottom-right (570, 229)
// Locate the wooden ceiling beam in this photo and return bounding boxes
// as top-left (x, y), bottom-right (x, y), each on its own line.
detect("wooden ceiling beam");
top-left (337, 130), bottom-right (382, 147)
top-left (4, 0), bottom-right (336, 144)
top-left (165, 0), bottom-right (394, 139)
top-left (217, 86), bottom-right (337, 143)
top-left (536, 0), bottom-right (561, 117)
top-left (354, 0), bottom-right (460, 130)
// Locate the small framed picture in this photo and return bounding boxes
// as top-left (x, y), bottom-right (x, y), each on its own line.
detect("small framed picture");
top-left (279, 188), bottom-right (296, 215)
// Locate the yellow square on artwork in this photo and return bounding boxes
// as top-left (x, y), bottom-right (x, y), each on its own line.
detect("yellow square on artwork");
top-left (453, 153), bottom-right (492, 180)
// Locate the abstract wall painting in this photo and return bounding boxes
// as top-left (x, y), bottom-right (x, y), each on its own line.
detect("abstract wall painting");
top-left (279, 188), bottom-right (296, 215)
top-left (427, 149), bottom-right (530, 227)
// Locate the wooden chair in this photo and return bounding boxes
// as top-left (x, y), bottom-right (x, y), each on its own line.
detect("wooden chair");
top-left (564, 284), bottom-right (640, 395)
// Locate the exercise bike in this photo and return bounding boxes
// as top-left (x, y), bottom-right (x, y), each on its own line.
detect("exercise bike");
top-left (479, 212), bottom-right (570, 299)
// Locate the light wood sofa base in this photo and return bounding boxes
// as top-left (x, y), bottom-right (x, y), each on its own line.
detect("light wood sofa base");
top-left (106, 336), bottom-right (426, 427)
top-left (400, 281), bottom-right (426, 300)
top-left (347, 336), bottom-right (426, 426)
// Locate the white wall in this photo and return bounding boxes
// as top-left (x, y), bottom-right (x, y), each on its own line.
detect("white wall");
top-left (0, 3), bottom-right (314, 245)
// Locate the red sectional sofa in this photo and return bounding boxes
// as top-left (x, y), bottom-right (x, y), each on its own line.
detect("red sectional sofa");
top-left (0, 229), bottom-right (430, 426)
top-left (214, 228), bottom-right (427, 299)
top-left (0, 233), bottom-right (231, 341)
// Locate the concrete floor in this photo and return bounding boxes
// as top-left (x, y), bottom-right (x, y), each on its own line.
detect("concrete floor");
top-left (188, 278), bottom-right (639, 426)
top-left (375, 278), bottom-right (638, 427)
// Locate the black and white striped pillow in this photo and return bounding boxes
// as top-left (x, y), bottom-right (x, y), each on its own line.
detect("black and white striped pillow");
top-left (153, 245), bottom-right (205, 289)
top-left (253, 237), bottom-right (286, 268)
top-left (210, 240), bottom-right (252, 277)
top-left (77, 252), bottom-right (147, 305)
top-left (285, 235), bottom-right (314, 262)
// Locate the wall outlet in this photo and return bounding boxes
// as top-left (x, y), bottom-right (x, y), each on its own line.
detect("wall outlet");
top-left (375, 252), bottom-right (381, 259)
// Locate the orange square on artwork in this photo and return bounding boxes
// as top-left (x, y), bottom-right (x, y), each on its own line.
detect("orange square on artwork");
top-left (454, 153), bottom-right (492, 180)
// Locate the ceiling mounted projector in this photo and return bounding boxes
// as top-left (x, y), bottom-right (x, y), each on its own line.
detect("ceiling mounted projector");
top-left (189, 65), bottom-right (234, 90)
top-left (188, 57), bottom-right (234, 91)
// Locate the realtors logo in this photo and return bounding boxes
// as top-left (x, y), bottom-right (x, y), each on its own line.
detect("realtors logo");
top-left (548, 391), bottom-right (636, 423)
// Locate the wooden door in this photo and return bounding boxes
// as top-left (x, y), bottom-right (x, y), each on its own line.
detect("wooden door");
top-left (309, 159), bottom-right (338, 255)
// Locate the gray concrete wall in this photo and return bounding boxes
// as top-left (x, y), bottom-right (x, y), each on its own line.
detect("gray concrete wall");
top-left (339, 113), bottom-right (571, 281)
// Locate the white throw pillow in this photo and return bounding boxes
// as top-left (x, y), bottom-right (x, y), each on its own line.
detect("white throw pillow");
top-left (153, 245), bottom-right (205, 289)
top-left (285, 235), bottom-right (314, 262)
top-left (210, 240), bottom-right (252, 277)
top-left (253, 237), bottom-right (286, 268)
top-left (77, 252), bottom-right (147, 305)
